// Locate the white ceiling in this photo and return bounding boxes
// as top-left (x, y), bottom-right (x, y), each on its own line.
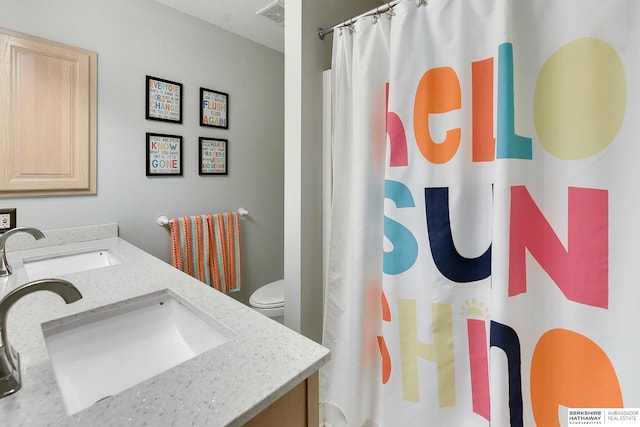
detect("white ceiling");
top-left (152, 0), bottom-right (285, 53)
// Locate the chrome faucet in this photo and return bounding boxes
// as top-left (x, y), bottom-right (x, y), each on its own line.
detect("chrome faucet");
top-left (0, 227), bottom-right (45, 277)
top-left (0, 278), bottom-right (82, 398)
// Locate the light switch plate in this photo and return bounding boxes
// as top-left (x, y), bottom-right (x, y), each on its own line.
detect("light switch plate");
top-left (0, 208), bottom-right (17, 233)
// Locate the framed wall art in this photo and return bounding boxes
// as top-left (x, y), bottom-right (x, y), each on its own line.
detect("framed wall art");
top-left (200, 87), bottom-right (229, 129)
top-left (146, 133), bottom-right (183, 176)
top-left (199, 137), bottom-right (227, 175)
top-left (146, 75), bottom-right (183, 123)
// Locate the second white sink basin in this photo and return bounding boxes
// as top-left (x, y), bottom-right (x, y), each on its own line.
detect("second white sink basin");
top-left (24, 249), bottom-right (122, 280)
top-left (42, 289), bottom-right (235, 415)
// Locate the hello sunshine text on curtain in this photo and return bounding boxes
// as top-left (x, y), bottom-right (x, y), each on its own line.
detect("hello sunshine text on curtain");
top-left (322, 1), bottom-right (640, 426)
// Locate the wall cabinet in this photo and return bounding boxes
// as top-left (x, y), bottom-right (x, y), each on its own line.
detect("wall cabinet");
top-left (0, 27), bottom-right (97, 197)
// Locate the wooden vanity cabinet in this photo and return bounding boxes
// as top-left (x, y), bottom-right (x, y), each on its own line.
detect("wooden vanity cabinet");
top-left (243, 372), bottom-right (319, 427)
top-left (0, 27), bottom-right (97, 197)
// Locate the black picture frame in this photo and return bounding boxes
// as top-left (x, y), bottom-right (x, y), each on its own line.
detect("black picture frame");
top-left (200, 87), bottom-right (229, 129)
top-left (146, 75), bottom-right (183, 123)
top-left (146, 133), bottom-right (183, 176)
top-left (199, 137), bottom-right (228, 175)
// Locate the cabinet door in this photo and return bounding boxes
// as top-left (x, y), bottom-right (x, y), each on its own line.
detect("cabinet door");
top-left (243, 372), bottom-right (319, 427)
top-left (0, 28), bottom-right (97, 196)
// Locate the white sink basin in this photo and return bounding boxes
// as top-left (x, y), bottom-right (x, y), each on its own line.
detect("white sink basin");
top-left (42, 289), bottom-right (235, 415)
top-left (23, 249), bottom-right (122, 280)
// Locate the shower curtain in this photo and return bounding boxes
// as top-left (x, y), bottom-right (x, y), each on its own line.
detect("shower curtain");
top-left (321, 1), bottom-right (640, 426)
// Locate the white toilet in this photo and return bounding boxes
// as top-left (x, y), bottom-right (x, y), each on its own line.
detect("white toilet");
top-left (249, 279), bottom-right (285, 324)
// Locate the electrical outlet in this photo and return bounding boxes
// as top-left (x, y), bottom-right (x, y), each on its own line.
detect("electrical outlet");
top-left (0, 208), bottom-right (17, 233)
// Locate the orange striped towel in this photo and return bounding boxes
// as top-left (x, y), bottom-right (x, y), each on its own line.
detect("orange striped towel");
top-left (169, 212), bottom-right (242, 293)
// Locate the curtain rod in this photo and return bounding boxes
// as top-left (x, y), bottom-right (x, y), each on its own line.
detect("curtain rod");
top-left (318, 0), bottom-right (402, 40)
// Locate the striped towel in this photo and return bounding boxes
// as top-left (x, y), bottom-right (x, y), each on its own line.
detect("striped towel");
top-left (169, 212), bottom-right (242, 293)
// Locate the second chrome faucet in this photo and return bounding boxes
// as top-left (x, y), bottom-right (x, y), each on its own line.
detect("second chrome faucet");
top-left (0, 227), bottom-right (45, 277)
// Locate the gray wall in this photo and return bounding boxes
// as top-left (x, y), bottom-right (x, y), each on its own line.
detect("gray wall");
top-left (0, 0), bottom-right (285, 305)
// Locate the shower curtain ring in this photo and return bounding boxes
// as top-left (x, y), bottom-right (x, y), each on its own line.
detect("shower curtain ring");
top-left (417, 0), bottom-right (428, 6)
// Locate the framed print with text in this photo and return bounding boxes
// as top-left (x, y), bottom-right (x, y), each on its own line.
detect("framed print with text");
top-left (146, 133), bottom-right (182, 176)
top-left (146, 75), bottom-right (183, 123)
top-left (199, 137), bottom-right (227, 175)
top-left (200, 87), bottom-right (229, 129)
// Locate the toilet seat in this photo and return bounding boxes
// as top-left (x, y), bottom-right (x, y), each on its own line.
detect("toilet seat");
top-left (249, 279), bottom-right (284, 309)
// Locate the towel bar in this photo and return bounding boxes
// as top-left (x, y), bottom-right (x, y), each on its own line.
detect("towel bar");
top-left (157, 208), bottom-right (248, 227)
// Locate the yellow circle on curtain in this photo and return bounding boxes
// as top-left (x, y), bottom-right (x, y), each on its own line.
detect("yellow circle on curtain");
top-left (534, 37), bottom-right (626, 160)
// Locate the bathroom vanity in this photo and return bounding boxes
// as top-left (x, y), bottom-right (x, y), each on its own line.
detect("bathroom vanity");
top-left (0, 224), bottom-right (329, 426)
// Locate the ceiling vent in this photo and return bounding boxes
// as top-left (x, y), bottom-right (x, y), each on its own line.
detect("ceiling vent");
top-left (256, 0), bottom-right (284, 25)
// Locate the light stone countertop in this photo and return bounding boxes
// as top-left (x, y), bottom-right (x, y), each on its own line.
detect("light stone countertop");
top-left (0, 225), bottom-right (330, 426)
